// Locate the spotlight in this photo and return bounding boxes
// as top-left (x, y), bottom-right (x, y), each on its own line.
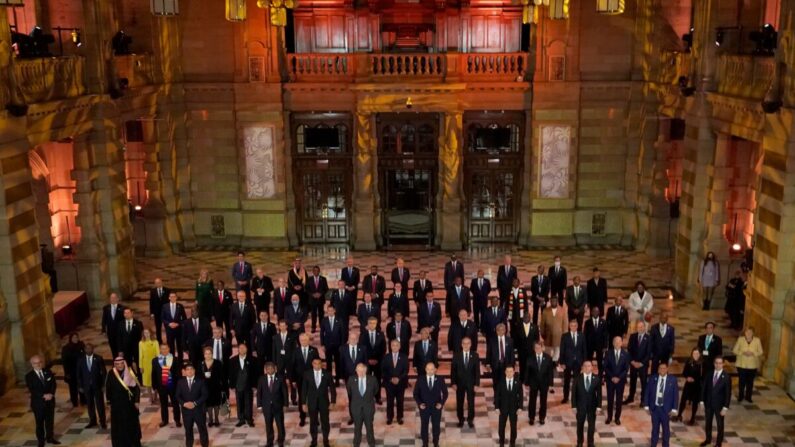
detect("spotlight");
top-left (405, 97), bottom-right (413, 110)
top-left (749, 24), bottom-right (777, 55)
top-left (15, 26), bottom-right (54, 58)
top-left (668, 291), bottom-right (674, 300)
top-left (730, 242), bottom-right (742, 253)
top-left (134, 205), bottom-right (143, 211)
top-left (71, 29), bottom-right (82, 47)
top-left (61, 244), bottom-right (73, 256)
top-left (715, 29), bottom-right (724, 47)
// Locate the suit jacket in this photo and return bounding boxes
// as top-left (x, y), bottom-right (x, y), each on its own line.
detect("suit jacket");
top-left (571, 374), bottom-right (602, 413)
top-left (347, 375), bottom-right (378, 419)
top-left (360, 330), bottom-right (387, 363)
top-left (203, 337), bottom-right (232, 363)
top-left (605, 305), bottom-right (629, 339)
top-left (25, 369), bottom-right (56, 408)
top-left (497, 265), bottom-right (518, 296)
top-left (231, 261), bottom-right (253, 283)
top-left (362, 274), bottom-right (386, 300)
top-left (390, 267), bottom-right (411, 291)
top-left (272, 287), bottom-right (290, 318)
top-left (257, 374), bottom-right (287, 413)
top-left (387, 292), bottom-right (410, 320)
top-left (446, 285), bottom-right (472, 316)
top-left (539, 308), bottom-right (567, 348)
top-left (529, 275), bottom-right (550, 303)
top-left (386, 320), bottom-right (412, 355)
top-left (443, 261), bottom-right (465, 290)
top-left (330, 288), bottom-right (354, 318)
top-left (381, 352), bottom-right (409, 388)
top-left (175, 377), bottom-right (208, 413)
top-left (229, 302), bottom-right (256, 337)
top-left (250, 321), bottom-right (277, 360)
top-left (448, 319), bottom-right (478, 353)
top-left (211, 289), bottom-right (233, 325)
top-left (302, 369), bottom-right (333, 411)
top-left (413, 375), bottom-right (448, 408)
top-left (494, 374), bottom-right (523, 414)
top-left (182, 317), bottom-right (212, 352)
top-left (586, 277), bottom-right (608, 311)
top-left (565, 285), bottom-right (588, 317)
top-left (650, 324), bottom-right (676, 362)
top-left (357, 302), bottom-right (381, 328)
top-left (75, 354), bottom-right (106, 390)
top-left (340, 343), bottom-right (367, 378)
top-left (548, 266), bottom-right (567, 293)
top-left (417, 301), bottom-right (442, 334)
top-left (513, 321), bottom-right (539, 355)
top-left (306, 275), bottom-right (329, 304)
top-left (583, 317), bottom-right (609, 356)
top-left (697, 334), bottom-right (723, 364)
top-left (228, 355), bottom-right (256, 390)
top-left (149, 287), bottom-right (171, 318)
top-left (524, 352), bottom-right (554, 390)
top-left (251, 275), bottom-right (274, 308)
top-left (469, 277), bottom-right (492, 308)
top-left (291, 346), bottom-right (320, 381)
top-left (271, 332), bottom-right (296, 374)
top-left (320, 317), bottom-right (346, 349)
top-left (603, 348), bottom-right (630, 382)
top-left (116, 319), bottom-right (143, 356)
top-left (340, 266), bottom-right (361, 291)
top-left (161, 302), bottom-right (186, 332)
top-left (627, 332), bottom-right (651, 365)
top-left (287, 269), bottom-right (306, 299)
top-left (643, 374), bottom-right (679, 411)
top-left (412, 278), bottom-right (434, 303)
top-left (701, 370), bottom-right (731, 410)
top-left (482, 306), bottom-right (508, 339)
top-left (559, 331), bottom-right (587, 369)
top-left (151, 356), bottom-right (183, 391)
top-left (450, 350), bottom-right (481, 389)
top-left (284, 303), bottom-right (308, 330)
top-left (487, 336), bottom-right (515, 370)
top-left (412, 339), bottom-right (439, 373)
top-left (101, 303), bottom-right (126, 335)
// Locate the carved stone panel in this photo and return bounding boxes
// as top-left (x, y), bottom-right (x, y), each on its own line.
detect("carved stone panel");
top-left (243, 125), bottom-right (276, 199)
top-left (539, 125), bottom-right (571, 198)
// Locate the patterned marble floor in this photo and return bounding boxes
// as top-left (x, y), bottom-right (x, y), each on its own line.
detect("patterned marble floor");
top-left (2, 247), bottom-right (795, 446)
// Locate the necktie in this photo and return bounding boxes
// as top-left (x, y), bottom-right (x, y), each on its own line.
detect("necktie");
top-left (293, 304), bottom-right (298, 313)
top-left (464, 352), bottom-right (468, 367)
top-left (188, 378), bottom-right (193, 390)
top-left (396, 322), bottom-right (401, 335)
top-left (281, 334), bottom-right (286, 345)
top-left (508, 379), bottom-right (512, 391)
top-left (573, 333), bottom-right (577, 346)
top-left (303, 347), bottom-right (308, 361)
top-left (158, 288), bottom-right (162, 297)
top-left (214, 340), bottom-right (221, 360)
top-left (537, 354), bottom-right (542, 366)
top-left (713, 372), bottom-right (719, 385)
top-left (421, 280), bottom-right (425, 289)
top-left (499, 338), bottom-right (505, 362)
top-left (88, 356), bottom-right (92, 370)
top-left (315, 277), bottom-right (319, 287)
top-left (661, 325), bottom-right (666, 337)
top-left (367, 303), bottom-right (371, 312)
top-left (112, 305), bottom-right (116, 318)
top-left (127, 320), bottom-right (132, 332)
top-left (194, 319), bottom-right (198, 332)
top-left (349, 267), bottom-right (352, 276)
top-left (38, 370), bottom-right (44, 382)
top-left (171, 303), bottom-right (175, 317)
top-left (706, 335), bottom-right (711, 348)
top-left (350, 346), bottom-right (355, 359)
top-left (240, 261), bottom-right (244, 271)
top-left (240, 303), bottom-right (244, 314)
top-left (399, 269), bottom-right (403, 280)
top-left (639, 334), bottom-right (643, 345)
top-left (617, 306), bottom-right (621, 315)
top-left (370, 331), bottom-right (375, 346)
top-left (423, 341), bottom-right (428, 355)
top-left (315, 371), bottom-right (321, 387)
top-left (393, 353), bottom-right (398, 367)
top-left (585, 375), bottom-right (590, 390)
top-left (479, 278), bottom-right (483, 289)
top-left (616, 350), bottom-right (620, 360)
top-left (428, 376), bottom-right (434, 388)
top-left (656, 377), bottom-right (665, 406)
top-left (219, 291), bottom-right (223, 303)
top-left (493, 307), bottom-right (497, 316)
top-left (269, 375), bottom-right (274, 391)
top-left (428, 303), bottom-right (432, 314)
top-left (329, 317), bottom-right (334, 328)
top-left (359, 378), bottom-right (365, 396)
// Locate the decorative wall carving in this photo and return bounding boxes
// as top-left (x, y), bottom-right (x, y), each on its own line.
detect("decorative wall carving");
top-left (243, 125), bottom-right (276, 199)
top-left (539, 125), bottom-right (571, 198)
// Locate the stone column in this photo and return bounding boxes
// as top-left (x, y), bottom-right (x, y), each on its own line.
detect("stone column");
top-left (438, 111), bottom-right (464, 250)
top-left (352, 111), bottom-right (378, 250)
top-left (140, 120), bottom-right (174, 257)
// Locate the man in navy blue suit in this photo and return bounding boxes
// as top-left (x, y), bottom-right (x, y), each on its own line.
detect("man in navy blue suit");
top-left (469, 269), bottom-right (491, 330)
top-left (643, 362), bottom-right (679, 447)
top-left (161, 292), bottom-right (186, 358)
top-left (231, 251), bottom-right (254, 299)
top-left (650, 313), bottom-right (675, 374)
top-left (413, 362), bottom-right (449, 447)
top-left (320, 305), bottom-right (345, 387)
top-left (700, 356), bottom-right (732, 447)
top-left (603, 336), bottom-right (629, 425)
top-left (381, 340), bottom-right (409, 425)
top-left (175, 363), bottom-right (209, 447)
top-left (624, 320), bottom-right (651, 405)
top-left (417, 292), bottom-right (442, 343)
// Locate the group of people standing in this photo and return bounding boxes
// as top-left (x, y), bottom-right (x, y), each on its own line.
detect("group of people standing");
top-left (31, 251), bottom-right (764, 447)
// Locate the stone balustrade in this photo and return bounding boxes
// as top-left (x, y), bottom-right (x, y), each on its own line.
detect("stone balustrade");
top-left (715, 54), bottom-right (774, 100)
top-left (12, 56), bottom-right (86, 103)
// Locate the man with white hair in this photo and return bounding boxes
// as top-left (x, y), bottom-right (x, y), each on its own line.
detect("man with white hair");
top-left (25, 355), bottom-right (60, 446)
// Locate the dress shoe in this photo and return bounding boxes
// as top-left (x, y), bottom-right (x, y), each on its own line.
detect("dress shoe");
top-left (299, 419), bottom-right (306, 427)
top-left (100, 424), bottom-right (107, 430)
top-left (457, 421), bottom-right (463, 428)
top-left (467, 421), bottom-right (473, 428)
top-left (175, 422), bottom-right (182, 428)
top-left (387, 419), bottom-right (393, 425)
top-left (85, 423), bottom-right (97, 429)
top-left (529, 419), bottom-right (535, 426)
top-left (746, 399), bottom-right (754, 404)
top-left (46, 440), bottom-right (61, 445)
top-left (605, 417), bottom-right (612, 425)
top-left (159, 422), bottom-right (169, 428)
top-left (699, 440), bottom-right (711, 447)
top-left (622, 398), bottom-right (632, 405)
top-left (615, 419), bottom-right (621, 425)
top-left (687, 419), bottom-right (696, 426)
top-left (539, 419), bottom-right (545, 425)
top-left (248, 421), bottom-right (255, 427)
top-left (347, 418), bottom-right (353, 425)
top-left (236, 421), bottom-right (246, 427)
top-left (399, 419), bottom-right (405, 425)
top-left (549, 389), bottom-right (555, 394)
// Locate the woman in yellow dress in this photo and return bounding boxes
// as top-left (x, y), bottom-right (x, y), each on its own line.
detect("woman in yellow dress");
top-left (138, 328), bottom-right (160, 402)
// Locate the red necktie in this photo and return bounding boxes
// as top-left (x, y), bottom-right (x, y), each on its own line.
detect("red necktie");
top-left (219, 291), bottom-right (223, 303)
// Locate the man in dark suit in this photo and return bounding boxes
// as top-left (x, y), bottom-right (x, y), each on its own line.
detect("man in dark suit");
top-left (252, 267), bottom-right (274, 315)
top-left (524, 342), bottom-right (553, 425)
top-left (495, 364), bottom-right (522, 447)
top-left (560, 320), bottom-right (587, 404)
top-left (292, 333), bottom-right (320, 425)
top-left (149, 278), bottom-right (170, 342)
top-left (697, 322), bottom-right (723, 377)
top-left (605, 296), bottom-right (629, 341)
top-left (162, 292), bottom-right (187, 358)
top-left (348, 363), bottom-right (378, 447)
top-left (271, 320), bottom-right (294, 381)
top-left (386, 311), bottom-right (412, 356)
top-left (643, 362), bottom-right (679, 447)
top-left (204, 326), bottom-right (232, 365)
top-left (448, 309), bottom-right (478, 354)
top-left (151, 344), bottom-right (183, 427)
top-left (565, 276), bottom-right (588, 329)
top-left (513, 312), bottom-right (539, 383)
top-left (413, 362), bottom-right (449, 447)
top-left (251, 310), bottom-right (277, 368)
top-left (387, 283), bottom-right (410, 320)
top-left (229, 343), bottom-right (256, 427)
top-left (443, 254), bottom-right (464, 291)
top-left (302, 358), bottom-right (333, 447)
top-left (272, 278), bottom-right (290, 322)
top-left (450, 336), bottom-right (480, 428)
top-left (583, 306), bottom-right (608, 375)
top-left (586, 267), bottom-right (608, 317)
top-left (417, 292), bottom-right (442, 343)
top-left (362, 265), bottom-right (386, 307)
top-left (360, 317), bottom-right (386, 404)
top-left (306, 266), bottom-right (328, 333)
top-left (700, 357), bottom-right (731, 447)
top-left (469, 269), bottom-right (491, 330)
top-left (529, 265), bottom-right (550, 325)
top-left (548, 256), bottom-right (567, 306)
top-left (182, 306), bottom-right (212, 366)
top-left (571, 361), bottom-right (602, 447)
top-left (603, 336), bottom-right (630, 425)
top-left (330, 279), bottom-right (354, 323)
top-left (412, 327), bottom-right (439, 376)
top-left (116, 308), bottom-right (143, 366)
top-left (413, 270), bottom-right (434, 312)
top-left (497, 254), bottom-right (518, 308)
top-left (75, 343), bottom-right (107, 429)
top-left (25, 355), bottom-right (60, 446)
top-left (357, 293), bottom-right (381, 329)
top-left (624, 321), bottom-right (652, 405)
top-left (507, 278), bottom-right (529, 325)
top-left (284, 294), bottom-right (308, 338)
top-left (381, 339), bottom-right (409, 425)
top-left (101, 293), bottom-right (125, 357)
top-left (390, 257), bottom-right (411, 291)
top-left (231, 251), bottom-right (254, 298)
top-left (650, 313), bottom-right (675, 373)
top-left (486, 324), bottom-right (515, 393)
top-left (320, 306), bottom-right (345, 385)
top-left (482, 296), bottom-right (507, 343)
top-left (175, 363), bottom-right (209, 447)
top-left (446, 276), bottom-right (471, 318)
top-left (211, 280), bottom-right (233, 339)
top-left (257, 362), bottom-right (287, 447)
top-left (230, 290), bottom-right (257, 346)
top-left (341, 257), bottom-right (361, 318)
top-left (340, 333), bottom-right (368, 425)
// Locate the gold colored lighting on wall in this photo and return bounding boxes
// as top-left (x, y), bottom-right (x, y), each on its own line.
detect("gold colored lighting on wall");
top-left (0, 0), bottom-right (24, 5)
top-left (520, 0), bottom-right (539, 24)
top-left (596, 0), bottom-right (624, 14)
top-left (548, 0), bottom-right (568, 19)
top-left (257, 0), bottom-right (296, 27)
top-left (226, 0), bottom-right (247, 21)
top-left (150, 0), bottom-right (179, 16)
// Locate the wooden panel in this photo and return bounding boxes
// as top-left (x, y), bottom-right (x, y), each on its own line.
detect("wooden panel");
top-left (295, 15), bottom-right (314, 53)
top-left (356, 14), bottom-right (371, 51)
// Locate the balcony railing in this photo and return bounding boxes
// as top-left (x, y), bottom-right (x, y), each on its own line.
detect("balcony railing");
top-left (286, 52), bottom-right (529, 83)
top-left (114, 54), bottom-right (158, 88)
top-left (12, 56), bottom-right (86, 103)
top-left (715, 54), bottom-right (774, 100)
